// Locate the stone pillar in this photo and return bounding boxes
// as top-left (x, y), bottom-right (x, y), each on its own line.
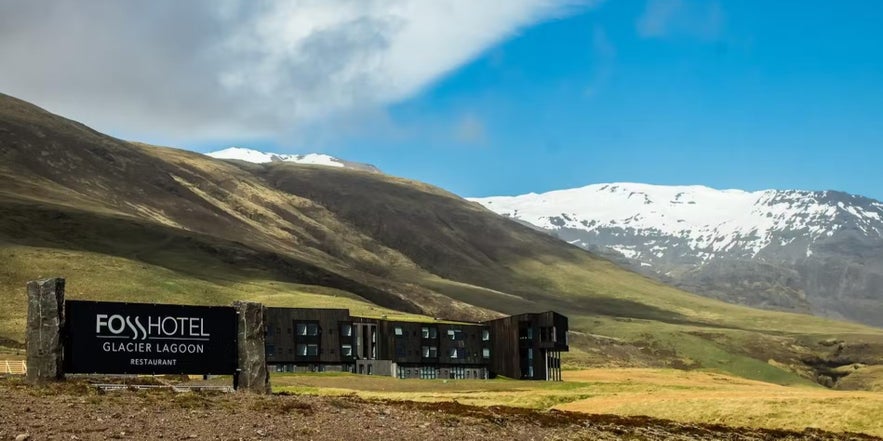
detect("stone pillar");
top-left (26, 277), bottom-right (65, 383)
top-left (232, 301), bottom-right (270, 393)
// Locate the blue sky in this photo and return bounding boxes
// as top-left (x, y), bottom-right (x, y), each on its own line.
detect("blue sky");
top-left (3, 1), bottom-right (882, 200)
top-left (244, 0), bottom-right (883, 199)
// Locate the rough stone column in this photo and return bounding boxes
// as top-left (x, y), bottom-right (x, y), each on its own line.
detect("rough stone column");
top-left (26, 277), bottom-right (65, 383)
top-left (233, 301), bottom-right (270, 394)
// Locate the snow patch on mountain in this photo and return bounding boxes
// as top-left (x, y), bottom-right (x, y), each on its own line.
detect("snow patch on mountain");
top-left (207, 147), bottom-right (345, 168)
top-left (470, 183), bottom-right (883, 262)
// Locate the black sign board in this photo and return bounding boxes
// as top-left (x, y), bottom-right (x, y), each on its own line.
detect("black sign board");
top-left (64, 300), bottom-right (237, 375)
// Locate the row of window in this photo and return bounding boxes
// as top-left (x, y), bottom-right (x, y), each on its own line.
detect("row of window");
top-left (267, 323), bottom-right (325, 337)
top-left (268, 343), bottom-right (489, 359)
top-left (396, 366), bottom-right (442, 379)
top-left (272, 323), bottom-right (493, 342)
top-left (393, 326), bottom-right (490, 341)
top-left (421, 346), bottom-right (490, 359)
top-left (268, 343), bottom-right (355, 358)
top-left (268, 323), bottom-right (357, 337)
top-left (396, 366), bottom-right (488, 380)
top-left (518, 326), bottom-right (560, 342)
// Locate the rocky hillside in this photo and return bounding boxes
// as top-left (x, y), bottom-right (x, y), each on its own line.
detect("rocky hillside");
top-left (472, 183), bottom-right (883, 326)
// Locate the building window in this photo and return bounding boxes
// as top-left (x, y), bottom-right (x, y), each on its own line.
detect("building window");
top-left (449, 348), bottom-right (458, 359)
top-left (266, 345), bottom-right (275, 357)
top-left (519, 326), bottom-right (534, 340)
top-left (540, 327), bottom-right (556, 342)
top-left (341, 324), bottom-right (352, 337)
top-left (296, 323), bottom-right (319, 336)
top-left (421, 346), bottom-right (438, 358)
top-left (421, 327), bottom-right (438, 339)
top-left (266, 326), bottom-right (274, 337)
top-left (394, 326), bottom-right (403, 336)
top-left (447, 329), bottom-right (463, 340)
top-left (481, 329), bottom-right (490, 341)
top-left (482, 348), bottom-right (490, 358)
top-left (341, 344), bottom-right (353, 357)
top-left (420, 367), bottom-right (437, 379)
top-left (296, 343), bottom-right (319, 356)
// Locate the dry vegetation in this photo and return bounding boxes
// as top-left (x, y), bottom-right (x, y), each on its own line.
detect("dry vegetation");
top-left (272, 369), bottom-right (883, 438)
top-left (1, 375), bottom-right (880, 441)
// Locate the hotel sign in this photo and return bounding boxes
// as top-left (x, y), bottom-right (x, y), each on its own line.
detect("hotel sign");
top-left (64, 300), bottom-right (237, 375)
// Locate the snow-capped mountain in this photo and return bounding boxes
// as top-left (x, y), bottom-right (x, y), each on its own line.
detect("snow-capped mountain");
top-left (471, 183), bottom-right (883, 326)
top-left (206, 147), bottom-right (380, 173)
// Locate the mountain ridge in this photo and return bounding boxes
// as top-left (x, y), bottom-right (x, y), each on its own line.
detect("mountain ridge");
top-left (471, 182), bottom-right (883, 326)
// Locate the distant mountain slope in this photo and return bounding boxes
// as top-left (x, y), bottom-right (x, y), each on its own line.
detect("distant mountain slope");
top-left (207, 147), bottom-right (381, 173)
top-left (2, 92), bottom-right (883, 389)
top-left (471, 183), bottom-right (883, 326)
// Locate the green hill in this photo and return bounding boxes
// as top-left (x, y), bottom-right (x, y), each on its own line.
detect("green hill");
top-left (1, 92), bottom-right (882, 388)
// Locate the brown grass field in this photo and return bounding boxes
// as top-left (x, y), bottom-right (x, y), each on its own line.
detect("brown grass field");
top-left (272, 368), bottom-right (883, 437)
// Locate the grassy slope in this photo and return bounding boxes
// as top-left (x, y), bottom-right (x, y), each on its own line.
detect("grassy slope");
top-left (0, 244), bottom-right (440, 343)
top-left (2, 92), bottom-right (883, 387)
top-left (271, 369), bottom-right (883, 437)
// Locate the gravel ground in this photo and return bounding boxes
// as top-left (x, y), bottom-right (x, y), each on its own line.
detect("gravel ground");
top-left (0, 379), bottom-right (878, 441)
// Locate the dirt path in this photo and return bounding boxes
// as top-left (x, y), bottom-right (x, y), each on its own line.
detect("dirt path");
top-left (0, 380), bottom-right (877, 441)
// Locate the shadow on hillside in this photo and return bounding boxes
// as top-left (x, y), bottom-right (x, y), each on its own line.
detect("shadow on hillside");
top-left (0, 201), bottom-right (421, 314)
top-left (0, 200), bottom-right (735, 332)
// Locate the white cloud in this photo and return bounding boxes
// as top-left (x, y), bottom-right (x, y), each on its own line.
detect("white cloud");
top-left (0, 0), bottom-right (590, 145)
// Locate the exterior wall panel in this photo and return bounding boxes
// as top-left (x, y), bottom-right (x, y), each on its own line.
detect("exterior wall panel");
top-left (264, 307), bottom-right (567, 381)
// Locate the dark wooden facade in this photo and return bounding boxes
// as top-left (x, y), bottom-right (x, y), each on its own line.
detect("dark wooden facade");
top-left (265, 307), bottom-right (567, 380)
top-left (265, 308), bottom-right (354, 369)
top-left (484, 311), bottom-right (568, 380)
